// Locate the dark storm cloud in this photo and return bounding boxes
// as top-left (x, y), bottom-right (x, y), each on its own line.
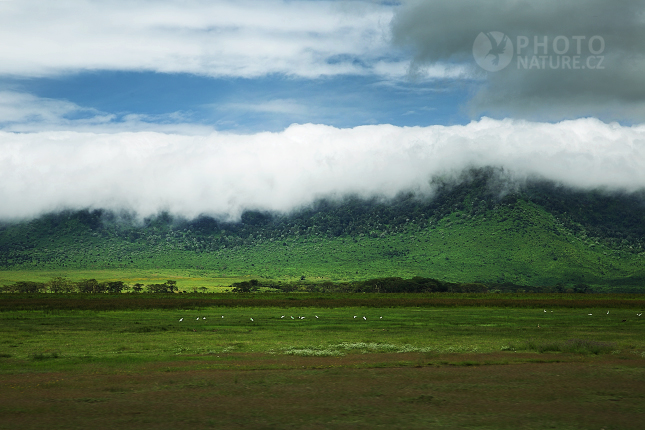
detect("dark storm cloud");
top-left (392, 0), bottom-right (645, 121)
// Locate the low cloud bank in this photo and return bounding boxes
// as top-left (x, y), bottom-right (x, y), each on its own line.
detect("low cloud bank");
top-left (1, 117), bottom-right (644, 220)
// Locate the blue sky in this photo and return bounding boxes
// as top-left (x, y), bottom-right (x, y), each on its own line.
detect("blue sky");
top-left (1, 0), bottom-right (644, 220)
top-left (4, 72), bottom-right (473, 132)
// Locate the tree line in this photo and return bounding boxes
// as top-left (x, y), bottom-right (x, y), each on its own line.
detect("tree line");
top-left (0, 278), bottom-right (179, 294)
top-left (1, 276), bottom-right (595, 294)
top-left (230, 277), bottom-right (595, 294)
top-left (230, 277), bottom-right (484, 294)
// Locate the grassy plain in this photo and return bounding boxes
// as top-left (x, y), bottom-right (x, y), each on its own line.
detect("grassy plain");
top-left (0, 269), bottom-right (248, 292)
top-left (1, 297), bottom-right (645, 429)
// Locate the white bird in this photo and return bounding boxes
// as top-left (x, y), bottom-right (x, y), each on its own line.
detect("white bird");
top-left (222, 316), bottom-right (224, 318)
top-left (380, 316), bottom-right (382, 319)
top-left (196, 317), bottom-right (199, 320)
top-left (291, 316), bottom-right (294, 319)
top-left (637, 313), bottom-right (642, 317)
top-left (363, 316), bottom-right (367, 320)
top-left (315, 316), bottom-right (318, 319)
top-left (179, 318), bottom-right (183, 322)
top-left (588, 314), bottom-right (593, 316)
top-left (250, 318), bottom-right (254, 322)
top-left (607, 311), bottom-right (609, 315)
top-left (544, 310), bottom-right (546, 312)
top-left (281, 315), bottom-right (285, 318)
top-left (203, 317), bottom-right (206, 320)
top-left (354, 316), bottom-right (357, 318)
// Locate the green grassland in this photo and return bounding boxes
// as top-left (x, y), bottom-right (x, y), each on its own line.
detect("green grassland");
top-left (2, 300), bottom-right (645, 362)
top-left (0, 269), bottom-right (247, 292)
top-left (1, 297), bottom-right (644, 429)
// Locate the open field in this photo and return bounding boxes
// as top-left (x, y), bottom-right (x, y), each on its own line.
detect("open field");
top-left (1, 297), bottom-right (645, 429)
top-left (0, 269), bottom-right (249, 292)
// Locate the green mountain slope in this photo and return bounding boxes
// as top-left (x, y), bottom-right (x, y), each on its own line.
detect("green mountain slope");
top-left (1, 168), bottom-right (644, 291)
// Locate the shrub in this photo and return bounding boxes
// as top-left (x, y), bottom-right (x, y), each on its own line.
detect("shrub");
top-left (521, 338), bottom-right (616, 355)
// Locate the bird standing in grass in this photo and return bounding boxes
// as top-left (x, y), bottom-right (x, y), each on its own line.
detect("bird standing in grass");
top-left (363, 316), bottom-right (367, 320)
top-left (179, 318), bottom-right (183, 322)
top-left (250, 318), bottom-right (254, 322)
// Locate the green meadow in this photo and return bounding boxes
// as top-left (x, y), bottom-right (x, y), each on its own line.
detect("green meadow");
top-left (0, 269), bottom-right (246, 292)
top-left (1, 296), bottom-right (644, 429)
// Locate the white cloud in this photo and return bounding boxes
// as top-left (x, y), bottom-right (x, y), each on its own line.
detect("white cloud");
top-left (0, 0), bottom-right (433, 80)
top-left (1, 117), bottom-right (644, 220)
top-left (221, 99), bottom-right (310, 115)
top-left (0, 91), bottom-right (215, 134)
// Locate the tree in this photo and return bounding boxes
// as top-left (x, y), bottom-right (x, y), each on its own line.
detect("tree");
top-left (132, 283), bottom-right (144, 293)
top-left (76, 279), bottom-right (100, 293)
top-left (145, 281), bottom-right (179, 293)
top-left (47, 277), bottom-right (75, 293)
top-left (573, 283), bottom-right (590, 294)
top-left (1, 281), bottom-right (46, 293)
top-left (106, 281), bottom-right (126, 294)
top-left (166, 280), bottom-right (178, 293)
top-left (231, 280), bottom-right (258, 293)
top-left (146, 283), bottom-right (166, 293)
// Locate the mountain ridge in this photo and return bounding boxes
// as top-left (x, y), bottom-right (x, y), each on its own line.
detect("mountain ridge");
top-left (2, 168), bottom-right (645, 291)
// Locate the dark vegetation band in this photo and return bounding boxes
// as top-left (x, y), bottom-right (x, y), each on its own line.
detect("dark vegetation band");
top-left (1, 296), bottom-right (644, 312)
top-left (1, 276), bottom-right (597, 295)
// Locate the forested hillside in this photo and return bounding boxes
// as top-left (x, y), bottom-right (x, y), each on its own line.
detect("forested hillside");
top-left (2, 168), bottom-right (645, 290)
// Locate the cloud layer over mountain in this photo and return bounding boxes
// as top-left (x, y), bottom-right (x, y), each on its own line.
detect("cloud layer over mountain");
top-left (2, 117), bottom-right (644, 220)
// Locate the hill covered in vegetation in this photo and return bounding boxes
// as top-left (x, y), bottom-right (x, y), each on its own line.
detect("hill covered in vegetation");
top-left (1, 168), bottom-right (645, 291)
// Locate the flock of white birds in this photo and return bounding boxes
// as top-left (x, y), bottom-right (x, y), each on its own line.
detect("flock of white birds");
top-left (177, 315), bottom-right (385, 322)
top-left (176, 312), bottom-right (643, 323)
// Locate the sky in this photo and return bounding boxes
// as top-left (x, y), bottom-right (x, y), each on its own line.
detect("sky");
top-left (1, 0), bottom-right (645, 220)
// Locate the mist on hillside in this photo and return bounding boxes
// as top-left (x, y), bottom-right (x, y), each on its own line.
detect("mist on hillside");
top-left (1, 117), bottom-right (645, 221)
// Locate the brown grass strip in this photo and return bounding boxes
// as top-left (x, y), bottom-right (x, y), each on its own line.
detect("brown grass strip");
top-left (1, 295), bottom-right (644, 311)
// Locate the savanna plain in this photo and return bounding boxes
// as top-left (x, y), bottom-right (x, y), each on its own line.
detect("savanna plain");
top-left (1, 294), bottom-right (644, 430)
